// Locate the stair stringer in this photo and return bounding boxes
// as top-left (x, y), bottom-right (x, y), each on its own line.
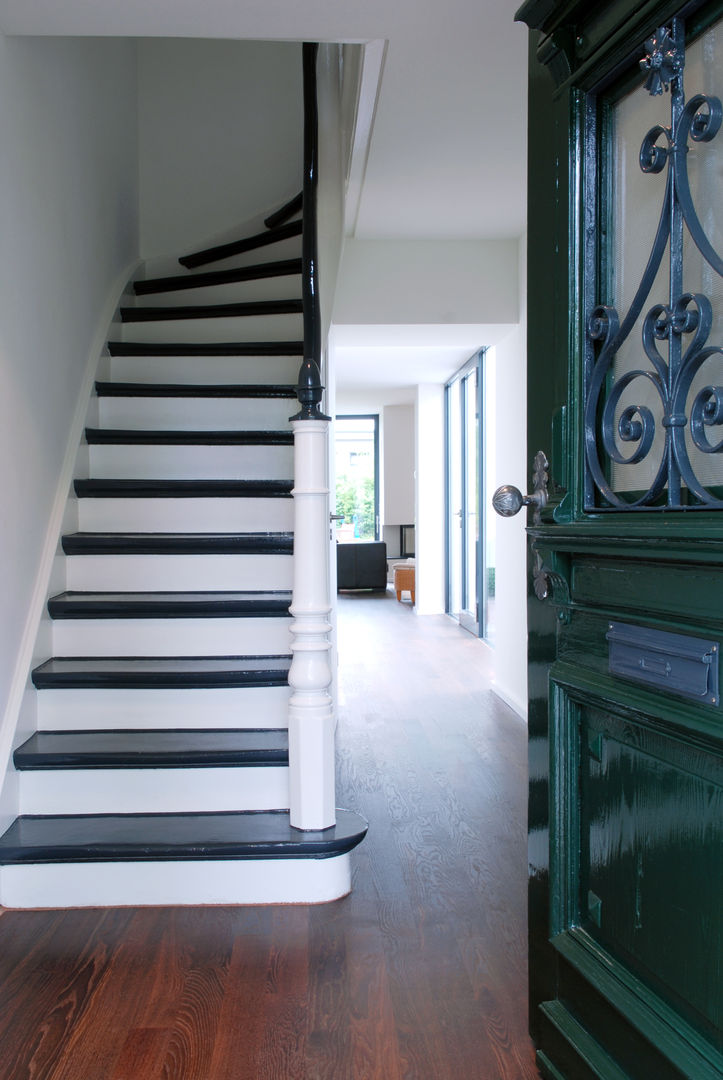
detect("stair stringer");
top-left (0, 258), bottom-right (142, 837)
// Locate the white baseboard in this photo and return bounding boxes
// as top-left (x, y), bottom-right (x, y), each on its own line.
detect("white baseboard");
top-left (490, 681), bottom-right (528, 722)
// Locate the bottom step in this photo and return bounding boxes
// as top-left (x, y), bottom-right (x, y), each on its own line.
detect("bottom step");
top-left (0, 810), bottom-right (368, 906)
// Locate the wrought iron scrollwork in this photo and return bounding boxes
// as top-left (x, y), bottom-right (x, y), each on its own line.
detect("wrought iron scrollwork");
top-left (585, 19), bottom-right (723, 509)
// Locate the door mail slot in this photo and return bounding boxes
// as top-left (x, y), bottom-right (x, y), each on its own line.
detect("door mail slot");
top-left (606, 622), bottom-right (719, 705)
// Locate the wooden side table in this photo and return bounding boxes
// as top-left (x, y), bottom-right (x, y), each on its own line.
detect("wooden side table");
top-left (394, 565), bottom-right (415, 604)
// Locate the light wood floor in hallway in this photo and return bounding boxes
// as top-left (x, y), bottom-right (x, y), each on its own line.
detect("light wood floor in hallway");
top-left (0, 589), bottom-right (538, 1079)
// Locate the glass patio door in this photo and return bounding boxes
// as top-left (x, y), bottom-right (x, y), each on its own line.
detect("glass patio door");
top-left (447, 352), bottom-right (489, 637)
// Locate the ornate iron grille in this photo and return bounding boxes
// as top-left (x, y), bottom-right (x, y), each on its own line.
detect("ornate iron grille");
top-left (584, 19), bottom-right (723, 509)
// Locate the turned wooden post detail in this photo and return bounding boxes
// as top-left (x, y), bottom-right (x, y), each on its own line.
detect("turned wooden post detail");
top-left (288, 419), bottom-right (335, 830)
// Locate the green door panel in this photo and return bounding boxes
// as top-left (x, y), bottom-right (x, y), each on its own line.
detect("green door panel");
top-left (583, 706), bottom-right (722, 1041)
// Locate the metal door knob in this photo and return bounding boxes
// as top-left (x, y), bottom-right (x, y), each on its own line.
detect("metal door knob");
top-left (491, 451), bottom-right (549, 524)
top-left (491, 485), bottom-right (541, 517)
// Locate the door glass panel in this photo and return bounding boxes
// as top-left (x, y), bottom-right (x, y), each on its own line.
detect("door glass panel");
top-left (334, 416), bottom-right (379, 541)
top-left (484, 355), bottom-right (496, 641)
top-left (446, 351), bottom-right (493, 641)
top-left (448, 386), bottom-right (462, 617)
top-left (587, 18), bottom-right (723, 507)
top-left (463, 368), bottom-right (479, 627)
top-left (610, 64), bottom-right (671, 495)
top-left (679, 23), bottom-right (723, 491)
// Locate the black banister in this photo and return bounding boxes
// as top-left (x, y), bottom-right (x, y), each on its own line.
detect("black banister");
top-left (293, 42), bottom-right (329, 422)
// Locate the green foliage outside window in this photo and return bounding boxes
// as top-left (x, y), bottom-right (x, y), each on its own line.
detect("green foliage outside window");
top-left (335, 474), bottom-right (375, 539)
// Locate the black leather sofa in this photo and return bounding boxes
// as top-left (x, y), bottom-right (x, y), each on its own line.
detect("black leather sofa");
top-left (336, 542), bottom-right (387, 591)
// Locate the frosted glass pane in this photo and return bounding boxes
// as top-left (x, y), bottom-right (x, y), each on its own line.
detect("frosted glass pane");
top-left (609, 21), bottom-right (722, 499)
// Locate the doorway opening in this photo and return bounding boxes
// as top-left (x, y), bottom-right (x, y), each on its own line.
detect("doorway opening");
top-left (333, 414), bottom-right (380, 542)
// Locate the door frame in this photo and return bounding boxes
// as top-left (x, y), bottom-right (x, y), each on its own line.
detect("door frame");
top-left (333, 413), bottom-right (380, 542)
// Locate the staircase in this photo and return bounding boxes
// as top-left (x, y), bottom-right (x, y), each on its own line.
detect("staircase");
top-left (0, 193), bottom-right (366, 907)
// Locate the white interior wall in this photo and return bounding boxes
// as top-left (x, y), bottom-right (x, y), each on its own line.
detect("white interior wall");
top-left (334, 238), bottom-right (518, 327)
top-left (383, 404), bottom-right (414, 525)
top-left (317, 43), bottom-right (346, 385)
top-left (415, 384), bottom-right (446, 614)
top-left (0, 35), bottom-right (140, 826)
top-left (490, 234), bottom-right (528, 717)
top-left (137, 39), bottom-right (302, 258)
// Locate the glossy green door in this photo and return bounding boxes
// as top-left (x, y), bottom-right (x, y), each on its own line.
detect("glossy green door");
top-left (517, 1), bottom-right (723, 1076)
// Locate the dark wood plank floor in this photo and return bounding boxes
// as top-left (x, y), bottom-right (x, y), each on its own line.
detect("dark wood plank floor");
top-left (0, 590), bottom-right (538, 1079)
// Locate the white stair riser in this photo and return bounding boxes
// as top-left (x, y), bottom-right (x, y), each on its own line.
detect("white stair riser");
top-left (52, 617), bottom-right (292, 656)
top-left (133, 275), bottom-right (302, 308)
top-left (19, 766), bottom-right (289, 815)
top-left (0, 853), bottom-right (351, 907)
top-left (66, 553), bottom-right (293, 591)
top-left (120, 313), bottom-right (302, 345)
top-left (88, 443), bottom-right (293, 479)
top-left (37, 685), bottom-right (290, 731)
top-left (98, 397), bottom-right (294, 431)
top-left (109, 354), bottom-right (301, 385)
top-left (77, 497), bottom-right (294, 533)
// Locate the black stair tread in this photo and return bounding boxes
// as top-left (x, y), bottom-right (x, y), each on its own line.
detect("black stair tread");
top-left (74, 479), bottom-right (293, 499)
top-left (121, 299), bottom-right (303, 322)
top-left (264, 192), bottom-right (302, 230)
top-left (95, 382), bottom-right (297, 399)
top-left (179, 220), bottom-right (303, 270)
top-left (31, 655), bottom-right (291, 690)
top-left (61, 532), bottom-right (294, 555)
top-left (14, 729), bottom-right (289, 770)
top-left (134, 258), bottom-right (302, 296)
top-left (85, 428), bottom-right (293, 446)
top-left (107, 340), bottom-right (304, 357)
top-left (48, 590), bottom-right (292, 619)
top-left (0, 808), bottom-right (368, 864)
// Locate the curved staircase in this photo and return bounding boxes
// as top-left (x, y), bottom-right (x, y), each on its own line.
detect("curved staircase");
top-left (0, 193), bottom-right (366, 907)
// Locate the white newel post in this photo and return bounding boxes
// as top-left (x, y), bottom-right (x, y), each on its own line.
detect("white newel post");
top-left (288, 417), bottom-right (336, 830)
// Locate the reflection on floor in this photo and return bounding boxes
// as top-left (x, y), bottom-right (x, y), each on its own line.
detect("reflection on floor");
top-left (335, 587), bottom-right (537, 1078)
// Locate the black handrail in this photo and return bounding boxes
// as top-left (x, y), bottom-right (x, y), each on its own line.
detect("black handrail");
top-left (293, 42), bottom-right (329, 422)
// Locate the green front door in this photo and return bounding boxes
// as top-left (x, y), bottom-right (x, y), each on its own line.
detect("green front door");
top-left (516, 1), bottom-right (723, 1076)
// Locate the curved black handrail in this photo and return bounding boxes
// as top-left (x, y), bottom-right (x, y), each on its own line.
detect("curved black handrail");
top-left (293, 42), bottom-right (329, 421)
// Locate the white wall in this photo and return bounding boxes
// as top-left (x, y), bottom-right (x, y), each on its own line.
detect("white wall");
top-left (383, 403), bottom-right (414, 526)
top-left (317, 43), bottom-right (346, 392)
top-left (137, 39), bottom-right (303, 257)
top-left (0, 35), bottom-right (140, 824)
top-left (415, 384), bottom-right (446, 614)
top-left (334, 238), bottom-right (519, 326)
top-left (490, 235), bottom-right (528, 717)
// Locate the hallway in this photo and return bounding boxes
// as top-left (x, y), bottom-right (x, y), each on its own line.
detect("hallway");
top-left (0, 590), bottom-right (537, 1079)
top-left (334, 590), bottom-right (536, 1078)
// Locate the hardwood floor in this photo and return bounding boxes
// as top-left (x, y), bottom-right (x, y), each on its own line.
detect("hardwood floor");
top-left (0, 590), bottom-right (538, 1079)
